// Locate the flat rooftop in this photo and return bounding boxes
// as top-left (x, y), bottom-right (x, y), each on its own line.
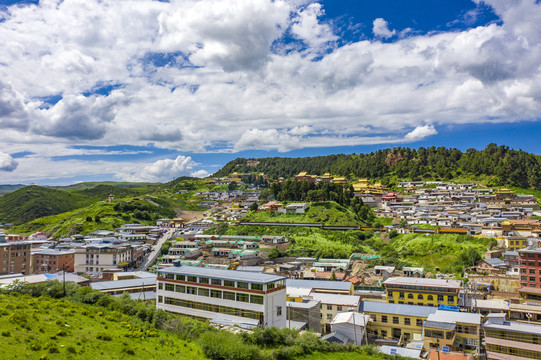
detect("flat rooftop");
top-left (158, 265), bottom-right (286, 284)
top-left (384, 277), bottom-right (461, 289)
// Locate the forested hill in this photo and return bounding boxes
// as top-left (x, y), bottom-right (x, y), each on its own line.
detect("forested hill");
top-left (214, 144), bottom-right (541, 189)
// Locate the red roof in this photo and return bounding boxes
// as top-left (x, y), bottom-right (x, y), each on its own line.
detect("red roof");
top-left (429, 350), bottom-right (472, 360)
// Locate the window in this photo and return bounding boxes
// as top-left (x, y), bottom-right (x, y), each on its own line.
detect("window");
top-left (327, 314), bottom-right (332, 320)
top-left (211, 278), bottom-right (222, 286)
top-left (224, 280), bottom-right (235, 287)
top-left (408, 294), bottom-right (413, 299)
top-left (530, 269), bottom-right (536, 274)
top-left (437, 295), bottom-right (444, 302)
top-left (277, 306), bottom-right (282, 316)
top-left (188, 276), bottom-right (197, 282)
top-left (250, 295), bottom-right (264, 304)
top-left (251, 283), bottom-right (263, 291)
top-left (158, 282), bottom-right (163, 290)
top-left (393, 317), bottom-right (399, 324)
top-left (521, 276), bottom-right (528, 281)
top-left (530, 277), bottom-right (536, 282)
top-left (211, 290), bottom-right (222, 298)
top-left (158, 296), bottom-right (163, 303)
top-left (199, 277), bottom-right (209, 284)
top-left (381, 316), bottom-right (388, 323)
top-left (198, 288), bottom-right (209, 297)
top-left (387, 291), bottom-right (393, 298)
top-left (381, 330), bottom-right (387, 338)
top-left (236, 293), bottom-right (249, 302)
top-left (267, 282), bottom-right (276, 289)
top-left (186, 286), bottom-right (197, 295)
top-left (417, 294), bottom-right (423, 300)
top-left (223, 291), bottom-right (235, 300)
top-left (399, 292), bottom-right (405, 299)
top-left (389, 300), bottom-right (394, 304)
top-left (165, 273), bottom-right (175, 280)
top-left (175, 285), bottom-right (186, 293)
top-left (417, 319), bottom-right (423, 327)
top-left (326, 304), bottom-right (332, 310)
top-left (175, 274), bottom-right (185, 281)
top-left (237, 282), bottom-right (249, 289)
top-left (165, 283), bottom-right (175, 292)
top-left (337, 306), bottom-right (343, 311)
top-left (404, 318), bottom-right (411, 325)
top-left (447, 296), bottom-right (454, 303)
top-left (427, 295), bottom-right (434, 301)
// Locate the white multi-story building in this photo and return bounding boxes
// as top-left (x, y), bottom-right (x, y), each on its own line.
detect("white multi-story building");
top-left (156, 265), bottom-right (287, 328)
top-left (74, 243), bottom-right (132, 275)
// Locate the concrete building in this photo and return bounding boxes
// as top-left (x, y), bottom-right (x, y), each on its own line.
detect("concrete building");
top-left (74, 243), bottom-right (132, 276)
top-left (31, 249), bottom-right (74, 274)
top-left (360, 300), bottom-right (437, 344)
top-left (484, 313), bottom-right (541, 360)
top-left (309, 293), bottom-right (361, 334)
top-left (518, 240), bottom-right (541, 288)
top-left (327, 312), bottom-right (370, 346)
top-left (383, 277), bottom-right (462, 307)
top-left (423, 310), bottom-right (481, 353)
top-left (0, 241), bottom-right (31, 275)
top-left (156, 265), bottom-right (287, 328)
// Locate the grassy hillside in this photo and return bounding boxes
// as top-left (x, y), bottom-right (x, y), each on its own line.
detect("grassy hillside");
top-left (0, 185), bottom-right (150, 226)
top-left (10, 199), bottom-right (176, 238)
top-left (1, 282), bottom-right (390, 360)
top-left (53, 181), bottom-right (156, 191)
top-left (0, 186), bottom-right (90, 225)
top-left (0, 184), bottom-right (26, 196)
top-left (0, 292), bottom-right (206, 360)
top-left (221, 223), bottom-right (495, 271)
top-left (244, 202), bottom-right (360, 226)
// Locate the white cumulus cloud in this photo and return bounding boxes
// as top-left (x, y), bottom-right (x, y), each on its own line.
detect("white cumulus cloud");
top-left (121, 155), bottom-right (202, 182)
top-left (372, 18), bottom-right (396, 39)
top-left (0, 151), bottom-right (18, 172)
top-left (404, 125), bottom-right (438, 142)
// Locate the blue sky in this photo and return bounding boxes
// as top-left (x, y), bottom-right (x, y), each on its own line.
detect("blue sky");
top-left (0, 0), bottom-right (540, 185)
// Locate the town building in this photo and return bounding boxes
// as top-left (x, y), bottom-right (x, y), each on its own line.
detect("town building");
top-left (31, 248), bottom-right (74, 274)
top-left (325, 312), bottom-right (370, 346)
top-left (359, 300), bottom-right (437, 344)
top-left (383, 277), bottom-right (462, 307)
top-left (423, 310), bottom-right (481, 353)
top-left (518, 240), bottom-right (541, 288)
top-left (483, 313), bottom-right (541, 360)
top-left (0, 241), bottom-right (31, 275)
top-left (309, 292), bottom-right (361, 333)
top-left (74, 243), bottom-right (132, 276)
top-left (156, 265), bottom-right (287, 328)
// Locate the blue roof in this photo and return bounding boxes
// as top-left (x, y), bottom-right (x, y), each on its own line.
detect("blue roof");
top-left (359, 301), bottom-right (438, 318)
top-left (286, 279), bottom-right (351, 291)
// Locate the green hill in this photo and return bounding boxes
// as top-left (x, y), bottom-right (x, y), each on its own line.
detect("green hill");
top-left (214, 143), bottom-right (541, 189)
top-left (1, 282), bottom-right (389, 360)
top-left (0, 185), bottom-right (149, 226)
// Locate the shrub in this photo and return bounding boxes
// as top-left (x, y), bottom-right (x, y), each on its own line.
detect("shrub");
top-left (96, 332), bottom-right (112, 341)
top-left (199, 331), bottom-right (260, 360)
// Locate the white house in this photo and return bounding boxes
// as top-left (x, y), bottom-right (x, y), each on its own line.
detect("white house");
top-left (329, 312), bottom-right (370, 346)
top-left (156, 265), bottom-right (287, 328)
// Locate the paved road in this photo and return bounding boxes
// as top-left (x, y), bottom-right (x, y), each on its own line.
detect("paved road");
top-left (139, 228), bottom-right (175, 271)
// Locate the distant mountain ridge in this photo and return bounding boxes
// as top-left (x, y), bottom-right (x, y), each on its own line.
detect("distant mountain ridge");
top-left (214, 144), bottom-right (541, 189)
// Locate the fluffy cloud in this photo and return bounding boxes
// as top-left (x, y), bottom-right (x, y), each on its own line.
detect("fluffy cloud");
top-left (122, 155), bottom-right (202, 182)
top-left (1, 0), bottom-right (541, 182)
top-left (372, 18), bottom-right (396, 39)
top-left (404, 125), bottom-right (438, 142)
top-left (0, 152), bottom-right (18, 172)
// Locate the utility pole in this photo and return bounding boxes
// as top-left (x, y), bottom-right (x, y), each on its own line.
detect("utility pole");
top-left (62, 265), bottom-right (66, 297)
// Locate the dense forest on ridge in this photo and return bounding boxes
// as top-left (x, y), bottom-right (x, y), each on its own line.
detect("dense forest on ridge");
top-left (214, 144), bottom-right (541, 189)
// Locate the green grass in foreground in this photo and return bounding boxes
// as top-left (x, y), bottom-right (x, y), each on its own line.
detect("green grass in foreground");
top-left (0, 292), bottom-right (205, 360)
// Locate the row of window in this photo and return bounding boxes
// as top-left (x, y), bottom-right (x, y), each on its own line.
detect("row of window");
top-left (486, 329), bottom-right (541, 344)
top-left (160, 296), bottom-right (264, 320)
top-left (159, 282), bottom-right (264, 304)
top-left (521, 268), bottom-right (541, 274)
top-left (161, 273), bottom-right (276, 291)
top-left (385, 286), bottom-right (457, 293)
top-left (321, 304), bottom-right (354, 312)
top-left (486, 344), bottom-right (541, 360)
top-left (521, 276), bottom-right (541, 282)
top-left (520, 261), bottom-right (541, 266)
top-left (377, 315), bottom-right (423, 327)
top-left (387, 292), bottom-right (455, 302)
